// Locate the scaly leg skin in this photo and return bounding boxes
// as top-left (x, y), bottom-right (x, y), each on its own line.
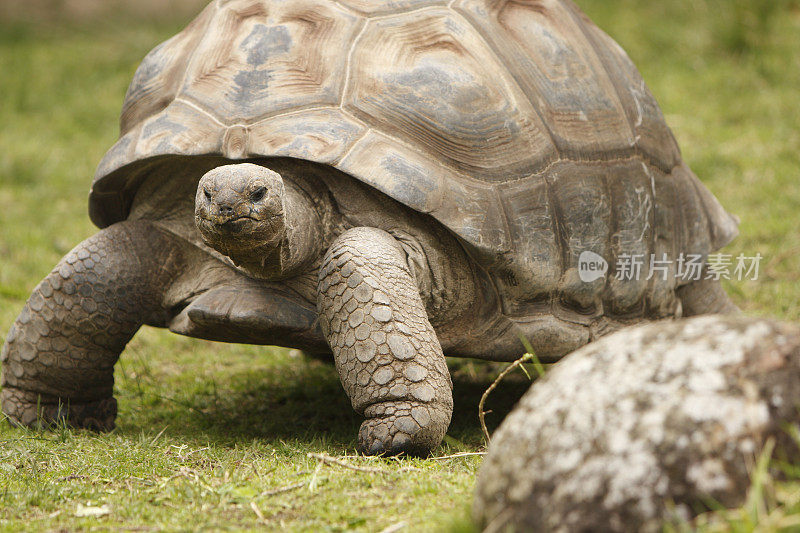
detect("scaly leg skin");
top-left (1, 221), bottom-right (183, 430)
top-left (317, 227), bottom-right (453, 456)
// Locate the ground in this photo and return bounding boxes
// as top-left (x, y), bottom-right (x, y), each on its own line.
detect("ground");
top-left (0, 0), bottom-right (798, 531)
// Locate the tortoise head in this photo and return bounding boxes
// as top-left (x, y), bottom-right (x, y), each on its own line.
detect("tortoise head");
top-left (195, 163), bottom-right (287, 274)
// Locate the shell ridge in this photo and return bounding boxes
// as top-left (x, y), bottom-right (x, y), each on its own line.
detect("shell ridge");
top-left (542, 176), bottom-right (569, 285)
top-left (493, 156), bottom-right (680, 196)
top-left (242, 102), bottom-right (353, 128)
top-left (173, 97), bottom-right (226, 127)
top-left (338, 2), bottom-right (449, 19)
top-left (364, 4), bottom-right (449, 20)
top-left (120, 2), bottom-right (218, 134)
top-left (642, 162), bottom-right (659, 306)
top-left (340, 18), bottom-right (369, 106)
top-left (93, 125), bottom-right (140, 183)
top-left (602, 170), bottom-right (618, 288)
top-left (247, 104), bottom-right (341, 127)
top-left (339, 116), bottom-right (518, 190)
top-left (491, 185), bottom-right (513, 254)
top-left (560, 0), bottom-right (681, 171)
top-left (671, 167), bottom-right (688, 287)
top-left (327, 0), bottom-right (365, 17)
top-left (119, 37), bottom-right (176, 133)
top-left (337, 106), bottom-right (371, 130)
top-left (333, 126), bottom-right (375, 166)
top-left (497, 159), bottom-right (564, 188)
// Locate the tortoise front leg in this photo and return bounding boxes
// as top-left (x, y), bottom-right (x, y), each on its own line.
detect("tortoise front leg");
top-left (1, 220), bottom-right (183, 430)
top-left (317, 228), bottom-right (453, 456)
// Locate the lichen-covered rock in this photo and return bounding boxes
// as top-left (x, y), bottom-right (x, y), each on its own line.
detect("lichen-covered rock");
top-left (473, 315), bottom-right (800, 532)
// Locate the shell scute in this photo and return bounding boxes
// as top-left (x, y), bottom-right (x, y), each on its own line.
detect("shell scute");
top-left (574, 10), bottom-right (682, 171)
top-left (493, 178), bottom-right (561, 314)
top-left (549, 163), bottom-right (612, 311)
top-left (454, 0), bottom-right (635, 160)
top-left (178, 0), bottom-right (360, 124)
top-left (133, 100), bottom-right (223, 161)
top-left (343, 9), bottom-right (557, 181)
top-left (605, 161), bottom-right (653, 314)
top-left (647, 168), bottom-right (681, 316)
top-left (248, 108), bottom-right (367, 164)
top-left (120, 4), bottom-right (217, 134)
top-left (549, 164), bottom-right (612, 269)
top-left (337, 130), bottom-right (511, 251)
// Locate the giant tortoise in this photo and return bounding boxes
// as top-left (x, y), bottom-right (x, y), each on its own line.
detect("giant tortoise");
top-left (1, 0), bottom-right (739, 455)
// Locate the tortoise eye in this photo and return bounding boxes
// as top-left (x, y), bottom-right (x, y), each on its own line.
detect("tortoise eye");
top-left (251, 187), bottom-right (267, 202)
top-left (203, 189), bottom-right (212, 202)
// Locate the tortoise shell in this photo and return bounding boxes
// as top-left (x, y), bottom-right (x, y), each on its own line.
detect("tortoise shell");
top-left (89, 0), bottom-right (737, 319)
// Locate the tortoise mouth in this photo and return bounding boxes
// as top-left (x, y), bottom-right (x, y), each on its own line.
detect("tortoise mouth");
top-left (195, 215), bottom-right (268, 246)
top-left (199, 215), bottom-right (258, 231)
top-left (217, 217), bottom-right (257, 234)
top-left (217, 215), bottom-right (256, 226)
top-left (195, 211), bottom-right (285, 260)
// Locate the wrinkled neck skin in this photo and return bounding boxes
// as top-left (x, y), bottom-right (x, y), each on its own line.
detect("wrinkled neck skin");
top-left (226, 181), bottom-right (324, 281)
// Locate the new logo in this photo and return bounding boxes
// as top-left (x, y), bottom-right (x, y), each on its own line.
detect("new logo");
top-left (578, 251), bottom-right (608, 283)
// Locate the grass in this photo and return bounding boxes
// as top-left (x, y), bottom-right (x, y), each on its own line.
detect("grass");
top-left (0, 0), bottom-right (798, 530)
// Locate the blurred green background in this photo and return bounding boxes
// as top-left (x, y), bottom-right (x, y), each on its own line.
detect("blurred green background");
top-left (0, 0), bottom-right (798, 530)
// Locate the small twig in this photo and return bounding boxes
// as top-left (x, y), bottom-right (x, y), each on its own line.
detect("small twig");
top-left (57, 474), bottom-right (88, 482)
top-left (307, 452), bottom-right (419, 473)
top-left (260, 481), bottom-right (305, 497)
top-left (430, 452), bottom-right (486, 460)
top-left (379, 521), bottom-right (407, 533)
top-left (308, 452), bottom-right (386, 473)
top-left (250, 501), bottom-right (266, 521)
top-left (150, 426), bottom-right (169, 446)
top-left (126, 476), bottom-right (154, 486)
top-left (308, 459), bottom-right (324, 492)
top-left (178, 446), bottom-right (210, 461)
top-left (479, 353), bottom-right (535, 444)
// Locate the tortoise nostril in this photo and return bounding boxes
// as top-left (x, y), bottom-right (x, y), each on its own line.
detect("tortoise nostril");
top-left (218, 204), bottom-right (234, 216)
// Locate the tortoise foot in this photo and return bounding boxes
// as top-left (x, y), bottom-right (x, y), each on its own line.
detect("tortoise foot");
top-left (2, 387), bottom-right (116, 431)
top-left (358, 400), bottom-right (450, 456)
